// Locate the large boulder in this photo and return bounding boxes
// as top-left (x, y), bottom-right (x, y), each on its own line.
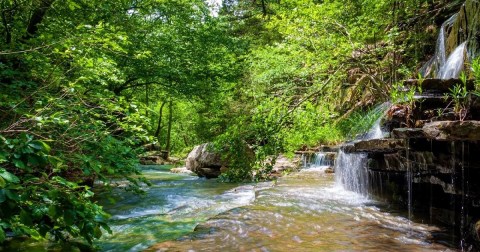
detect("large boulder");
top-left (186, 143), bottom-right (226, 178)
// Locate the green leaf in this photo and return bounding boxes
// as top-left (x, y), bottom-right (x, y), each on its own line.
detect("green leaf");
top-left (64, 210), bottom-right (76, 226)
top-left (53, 176), bottom-right (78, 189)
top-left (28, 142), bottom-right (43, 150)
top-left (0, 189), bottom-right (6, 203)
top-left (0, 228), bottom-right (5, 243)
top-left (5, 189), bottom-right (19, 201)
top-left (0, 169), bottom-right (19, 183)
top-left (20, 210), bottom-right (33, 226)
top-left (94, 225), bottom-right (102, 238)
top-left (24, 227), bottom-right (42, 240)
top-left (48, 205), bottom-right (58, 218)
top-left (84, 190), bottom-right (94, 198)
top-left (0, 177), bottom-right (5, 188)
top-left (0, 152), bottom-right (7, 163)
top-left (12, 159), bottom-right (26, 169)
top-left (99, 222), bottom-right (112, 234)
top-left (30, 140), bottom-right (51, 153)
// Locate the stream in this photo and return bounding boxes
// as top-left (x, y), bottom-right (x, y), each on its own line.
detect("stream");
top-left (95, 165), bottom-right (457, 251)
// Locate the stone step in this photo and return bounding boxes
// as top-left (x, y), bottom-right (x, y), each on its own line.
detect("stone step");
top-left (391, 128), bottom-right (427, 139)
top-left (342, 139), bottom-right (405, 154)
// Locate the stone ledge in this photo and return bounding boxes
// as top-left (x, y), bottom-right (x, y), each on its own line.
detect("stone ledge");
top-left (391, 128), bottom-right (427, 139)
top-left (423, 120), bottom-right (480, 141)
top-left (342, 139), bottom-right (405, 154)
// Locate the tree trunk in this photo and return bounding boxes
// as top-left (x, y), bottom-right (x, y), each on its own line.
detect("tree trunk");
top-left (165, 100), bottom-right (173, 158)
top-left (261, 0), bottom-right (267, 16)
top-left (154, 101), bottom-right (167, 146)
top-left (1, 1), bottom-right (12, 44)
top-left (23, 0), bottom-right (56, 41)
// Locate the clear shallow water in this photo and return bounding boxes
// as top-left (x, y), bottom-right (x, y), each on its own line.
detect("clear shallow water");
top-left (126, 166), bottom-right (455, 252)
top-left (0, 165), bottom-right (458, 251)
top-left (95, 165), bottom-right (260, 251)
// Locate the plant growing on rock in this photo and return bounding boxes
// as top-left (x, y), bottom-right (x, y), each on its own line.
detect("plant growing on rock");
top-left (472, 58), bottom-right (480, 90)
top-left (446, 81), bottom-right (469, 121)
top-left (389, 82), bottom-right (421, 127)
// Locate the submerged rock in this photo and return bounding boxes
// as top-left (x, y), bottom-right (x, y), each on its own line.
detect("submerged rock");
top-left (170, 167), bottom-right (194, 175)
top-left (423, 120), bottom-right (480, 141)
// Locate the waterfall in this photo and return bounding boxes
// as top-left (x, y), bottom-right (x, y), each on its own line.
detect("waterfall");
top-left (362, 102), bottom-right (390, 140)
top-left (419, 14), bottom-right (468, 79)
top-left (335, 150), bottom-right (368, 195)
top-left (311, 152), bottom-right (332, 167)
top-left (437, 42), bottom-right (467, 79)
top-left (303, 152), bottom-right (334, 170)
top-left (335, 103), bottom-right (389, 195)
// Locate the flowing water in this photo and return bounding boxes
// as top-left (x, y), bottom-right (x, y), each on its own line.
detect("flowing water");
top-left (94, 165), bottom-right (258, 251)
top-left (1, 165), bottom-right (459, 251)
top-left (303, 152), bottom-right (334, 169)
top-left (333, 111), bottom-right (386, 197)
top-left (420, 14), bottom-right (460, 78)
top-left (437, 42), bottom-right (467, 79)
top-left (95, 164), bottom-right (457, 251)
top-left (334, 150), bottom-right (368, 196)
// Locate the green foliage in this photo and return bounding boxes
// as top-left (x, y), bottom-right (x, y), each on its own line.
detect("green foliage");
top-left (390, 82), bottom-right (419, 105)
top-left (472, 58), bottom-right (480, 90)
top-left (336, 105), bottom-right (386, 139)
top-left (0, 0), bottom-right (468, 245)
top-left (0, 134), bottom-right (111, 244)
top-left (446, 83), bottom-right (469, 121)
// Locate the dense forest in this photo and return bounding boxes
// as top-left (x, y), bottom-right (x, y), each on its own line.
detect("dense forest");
top-left (0, 0), bottom-right (478, 248)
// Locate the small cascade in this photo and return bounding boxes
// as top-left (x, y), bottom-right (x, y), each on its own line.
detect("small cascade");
top-left (335, 103), bottom-right (390, 195)
top-left (437, 42), bottom-right (467, 79)
top-left (420, 14), bottom-right (458, 78)
top-left (335, 150), bottom-right (368, 195)
top-left (335, 102), bottom-right (390, 194)
top-left (364, 102), bottom-right (390, 139)
top-left (364, 118), bottom-right (384, 140)
top-left (302, 151), bottom-right (336, 172)
top-left (311, 152), bottom-right (333, 167)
